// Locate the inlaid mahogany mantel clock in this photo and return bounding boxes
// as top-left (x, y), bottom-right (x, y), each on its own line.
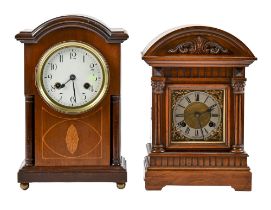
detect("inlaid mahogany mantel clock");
top-left (142, 26), bottom-right (256, 190)
top-left (16, 15), bottom-right (128, 190)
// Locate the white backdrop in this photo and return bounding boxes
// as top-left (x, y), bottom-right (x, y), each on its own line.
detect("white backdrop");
top-left (0, 0), bottom-right (270, 209)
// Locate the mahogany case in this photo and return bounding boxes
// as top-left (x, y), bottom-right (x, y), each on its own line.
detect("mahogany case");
top-left (16, 15), bottom-right (128, 187)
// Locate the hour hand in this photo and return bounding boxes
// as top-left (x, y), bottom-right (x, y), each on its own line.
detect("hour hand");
top-left (206, 107), bottom-right (213, 113)
top-left (59, 74), bottom-right (76, 88)
top-left (200, 107), bottom-right (214, 115)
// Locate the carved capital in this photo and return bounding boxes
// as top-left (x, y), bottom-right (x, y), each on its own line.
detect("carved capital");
top-left (232, 79), bottom-right (246, 94)
top-left (151, 78), bottom-right (165, 94)
top-left (168, 36), bottom-right (228, 55)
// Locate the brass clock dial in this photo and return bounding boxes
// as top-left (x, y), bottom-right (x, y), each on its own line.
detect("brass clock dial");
top-left (172, 90), bottom-right (224, 142)
top-left (36, 41), bottom-right (109, 114)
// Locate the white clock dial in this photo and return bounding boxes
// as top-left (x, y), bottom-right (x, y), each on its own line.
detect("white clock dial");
top-left (36, 42), bottom-right (109, 114)
top-left (173, 91), bottom-right (221, 140)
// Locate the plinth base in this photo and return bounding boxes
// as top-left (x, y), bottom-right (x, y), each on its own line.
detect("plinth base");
top-left (18, 157), bottom-right (127, 189)
top-left (145, 166), bottom-right (251, 191)
top-left (144, 144), bottom-right (252, 191)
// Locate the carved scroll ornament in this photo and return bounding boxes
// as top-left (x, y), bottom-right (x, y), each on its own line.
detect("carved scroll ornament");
top-left (168, 36), bottom-right (228, 55)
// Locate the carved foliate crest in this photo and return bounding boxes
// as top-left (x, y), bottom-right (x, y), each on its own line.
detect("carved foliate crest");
top-left (168, 36), bottom-right (228, 55)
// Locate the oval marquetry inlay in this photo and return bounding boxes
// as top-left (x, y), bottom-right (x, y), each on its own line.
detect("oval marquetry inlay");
top-left (42, 119), bottom-right (101, 158)
top-left (65, 124), bottom-right (79, 154)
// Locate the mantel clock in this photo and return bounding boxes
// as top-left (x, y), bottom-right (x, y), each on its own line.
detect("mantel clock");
top-left (16, 15), bottom-right (128, 190)
top-left (142, 26), bottom-right (256, 190)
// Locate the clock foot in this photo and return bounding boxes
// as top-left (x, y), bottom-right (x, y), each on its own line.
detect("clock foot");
top-left (145, 183), bottom-right (164, 190)
top-left (20, 183), bottom-right (29, 190)
top-left (231, 184), bottom-right (251, 191)
top-left (116, 183), bottom-right (126, 189)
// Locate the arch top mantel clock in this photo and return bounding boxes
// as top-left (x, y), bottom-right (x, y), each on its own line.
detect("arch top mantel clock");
top-left (142, 25), bottom-right (256, 191)
top-left (16, 15), bottom-right (128, 190)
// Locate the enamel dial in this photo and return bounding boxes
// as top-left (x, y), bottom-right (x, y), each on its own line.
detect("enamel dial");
top-left (36, 42), bottom-right (109, 114)
top-left (173, 91), bottom-right (221, 140)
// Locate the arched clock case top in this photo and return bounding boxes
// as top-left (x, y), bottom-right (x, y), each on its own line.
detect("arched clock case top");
top-left (142, 25), bottom-right (256, 191)
top-left (16, 15), bottom-right (128, 189)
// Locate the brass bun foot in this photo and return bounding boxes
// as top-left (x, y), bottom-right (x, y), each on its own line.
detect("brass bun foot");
top-left (20, 183), bottom-right (29, 190)
top-left (116, 183), bottom-right (126, 189)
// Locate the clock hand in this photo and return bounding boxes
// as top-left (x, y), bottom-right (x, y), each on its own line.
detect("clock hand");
top-left (198, 119), bottom-right (205, 139)
top-left (195, 113), bottom-right (205, 139)
top-left (72, 80), bottom-right (76, 103)
top-left (60, 74), bottom-right (76, 88)
top-left (61, 79), bottom-right (71, 88)
top-left (199, 107), bottom-right (214, 116)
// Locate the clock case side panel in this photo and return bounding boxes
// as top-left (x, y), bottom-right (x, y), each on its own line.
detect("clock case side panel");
top-left (165, 83), bottom-right (231, 150)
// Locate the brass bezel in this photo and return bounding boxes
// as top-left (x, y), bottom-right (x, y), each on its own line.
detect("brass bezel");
top-left (36, 41), bottom-right (109, 115)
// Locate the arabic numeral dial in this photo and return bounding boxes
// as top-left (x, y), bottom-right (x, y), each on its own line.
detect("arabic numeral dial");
top-left (37, 42), bottom-right (109, 114)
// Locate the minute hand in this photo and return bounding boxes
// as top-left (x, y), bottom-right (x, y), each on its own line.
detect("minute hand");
top-left (196, 116), bottom-right (205, 139)
top-left (72, 81), bottom-right (76, 103)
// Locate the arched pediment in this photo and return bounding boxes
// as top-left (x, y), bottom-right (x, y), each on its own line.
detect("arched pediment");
top-left (142, 26), bottom-right (256, 67)
top-left (15, 15), bottom-right (128, 43)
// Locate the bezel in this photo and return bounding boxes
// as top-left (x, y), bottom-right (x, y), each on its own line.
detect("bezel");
top-left (36, 41), bottom-right (109, 114)
top-left (166, 84), bottom-right (231, 150)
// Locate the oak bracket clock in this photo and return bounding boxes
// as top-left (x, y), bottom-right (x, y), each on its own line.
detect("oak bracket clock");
top-left (16, 15), bottom-right (128, 190)
top-left (142, 26), bottom-right (256, 190)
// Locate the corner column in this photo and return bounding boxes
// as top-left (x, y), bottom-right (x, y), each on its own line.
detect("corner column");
top-left (151, 77), bottom-right (165, 153)
top-left (231, 68), bottom-right (246, 153)
top-left (25, 95), bottom-right (34, 166)
top-left (111, 96), bottom-right (121, 166)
